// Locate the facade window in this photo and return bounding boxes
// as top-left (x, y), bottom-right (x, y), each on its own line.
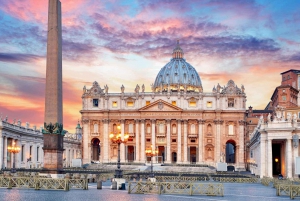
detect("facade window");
top-left (191, 124), bottom-right (196, 134)
top-left (94, 124), bottom-right (98, 133)
top-left (112, 101), bottom-right (117, 108)
top-left (172, 124), bottom-right (176, 134)
top-left (146, 101), bottom-right (150, 105)
top-left (283, 76), bottom-right (285, 81)
top-left (282, 96), bottom-right (286, 101)
top-left (127, 101), bottom-right (134, 107)
top-left (228, 98), bottom-right (234, 107)
top-left (172, 139), bottom-right (177, 143)
top-left (146, 124), bottom-right (151, 133)
top-left (191, 139), bottom-right (196, 143)
top-left (207, 101), bottom-right (212, 108)
top-left (228, 125), bottom-right (234, 135)
top-left (172, 101), bottom-right (176, 106)
top-left (146, 138), bottom-right (151, 142)
top-left (189, 101), bottom-right (196, 107)
top-left (129, 123), bottom-right (134, 133)
top-left (250, 150), bottom-right (253, 158)
top-left (93, 99), bottom-right (98, 107)
top-left (159, 123), bottom-right (164, 134)
top-left (288, 75), bottom-right (290, 79)
top-left (37, 147), bottom-right (39, 162)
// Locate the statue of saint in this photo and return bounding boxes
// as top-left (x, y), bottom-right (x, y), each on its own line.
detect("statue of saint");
top-left (121, 85), bottom-right (125, 93)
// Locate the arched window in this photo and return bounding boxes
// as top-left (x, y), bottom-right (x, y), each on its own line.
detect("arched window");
top-left (129, 123), bottom-right (133, 133)
top-left (94, 124), bottom-right (98, 133)
top-left (228, 125), bottom-right (234, 135)
top-left (172, 124), bottom-right (176, 134)
top-left (159, 123), bottom-right (164, 134)
top-left (147, 124), bottom-right (151, 133)
top-left (207, 124), bottom-right (212, 133)
top-left (191, 124), bottom-right (196, 134)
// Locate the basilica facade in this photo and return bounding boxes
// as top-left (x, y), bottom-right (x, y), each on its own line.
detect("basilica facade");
top-left (81, 43), bottom-right (247, 170)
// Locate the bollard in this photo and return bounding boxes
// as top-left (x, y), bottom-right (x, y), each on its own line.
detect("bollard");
top-left (112, 181), bottom-right (117, 190)
top-left (97, 180), bottom-right (102, 190)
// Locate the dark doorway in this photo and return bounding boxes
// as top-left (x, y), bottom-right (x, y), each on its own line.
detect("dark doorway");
top-left (272, 144), bottom-right (281, 175)
top-left (190, 147), bottom-right (197, 163)
top-left (91, 138), bottom-right (100, 161)
top-left (172, 152), bottom-right (177, 163)
top-left (226, 140), bottom-right (236, 163)
top-left (158, 146), bottom-right (165, 163)
top-left (127, 146), bottom-right (135, 162)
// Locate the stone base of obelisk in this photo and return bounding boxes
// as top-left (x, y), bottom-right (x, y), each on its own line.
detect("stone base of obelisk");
top-left (42, 134), bottom-right (64, 174)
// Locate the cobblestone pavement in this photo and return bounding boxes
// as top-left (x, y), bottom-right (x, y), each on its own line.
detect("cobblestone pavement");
top-left (0, 181), bottom-right (292, 201)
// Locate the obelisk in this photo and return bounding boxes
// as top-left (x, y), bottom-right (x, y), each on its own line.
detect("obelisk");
top-left (42, 0), bottom-right (65, 173)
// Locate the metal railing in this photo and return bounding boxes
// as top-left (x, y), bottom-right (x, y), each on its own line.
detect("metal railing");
top-left (128, 181), bottom-right (224, 196)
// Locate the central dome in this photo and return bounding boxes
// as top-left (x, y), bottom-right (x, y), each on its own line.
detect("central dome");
top-left (153, 41), bottom-right (202, 93)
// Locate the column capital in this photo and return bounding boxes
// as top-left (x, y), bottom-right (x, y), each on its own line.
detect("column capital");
top-left (183, 120), bottom-right (188, 124)
top-left (135, 119), bottom-right (140, 123)
top-left (120, 119), bottom-right (125, 124)
top-left (213, 119), bottom-right (224, 124)
top-left (198, 119), bottom-right (206, 124)
top-left (238, 120), bottom-right (246, 125)
top-left (166, 119), bottom-right (171, 123)
top-left (177, 119), bottom-right (182, 123)
top-left (151, 119), bottom-right (156, 123)
top-left (140, 119), bottom-right (145, 123)
top-left (82, 119), bottom-right (89, 124)
top-left (102, 119), bottom-right (109, 123)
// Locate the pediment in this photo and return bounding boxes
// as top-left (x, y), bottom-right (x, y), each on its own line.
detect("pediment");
top-left (139, 99), bottom-right (183, 112)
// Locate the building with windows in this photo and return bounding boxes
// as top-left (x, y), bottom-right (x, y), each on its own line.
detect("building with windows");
top-left (0, 118), bottom-right (82, 169)
top-left (80, 43), bottom-right (247, 170)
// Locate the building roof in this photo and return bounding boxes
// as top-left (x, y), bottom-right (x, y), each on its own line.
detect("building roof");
top-left (153, 41), bottom-right (202, 92)
top-left (280, 69), bottom-right (300, 75)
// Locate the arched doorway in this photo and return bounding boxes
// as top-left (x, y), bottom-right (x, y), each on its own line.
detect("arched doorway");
top-left (91, 138), bottom-right (100, 161)
top-left (226, 140), bottom-right (236, 163)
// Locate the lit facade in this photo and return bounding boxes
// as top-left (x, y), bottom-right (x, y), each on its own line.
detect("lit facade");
top-left (81, 43), bottom-right (247, 170)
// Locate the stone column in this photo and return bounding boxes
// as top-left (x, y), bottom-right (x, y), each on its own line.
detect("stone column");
top-left (32, 143), bottom-right (36, 168)
top-left (287, 139), bottom-right (292, 178)
top-left (15, 140), bottom-right (21, 169)
top-left (198, 120), bottom-right (204, 163)
top-left (183, 120), bottom-right (188, 163)
top-left (151, 119), bottom-right (156, 156)
top-left (214, 119), bottom-right (221, 163)
top-left (135, 119), bottom-right (140, 162)
top-left (239, 120), bottom-right (245, 169)
top-left (267, 139), bottom-right (272, 177)
top-left (140, 120), bottom-right (145, 162)
top-left (103, 119), bottom-right (109, 163)
top-left (260, 134), bottom-right (266, 178)
top-left (82, 119), bottom-right (90, 164)
top-left (121, 120), bottom-right (125, 162)
top-left (4, 137), bottom-right (7, 168)
top-left (293, 141), bottom-right (299, 178)
top-left (0, 136), bottom-right (3, 169)
top-left (166, 119), bottom-right (171, 163)
top-left (177, 120), bottom-right (182, 163)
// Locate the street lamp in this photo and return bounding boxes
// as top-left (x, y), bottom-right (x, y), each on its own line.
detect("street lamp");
top-left (145, 145), bottom-right (158, 178)
top-left (109, 126), bottom-right (129, 178)
top-left (7, 141), bottom-right (21, 173)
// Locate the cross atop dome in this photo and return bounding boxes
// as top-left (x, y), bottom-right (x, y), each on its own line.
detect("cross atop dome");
top-left (172, 40), bottom-right (184, 59)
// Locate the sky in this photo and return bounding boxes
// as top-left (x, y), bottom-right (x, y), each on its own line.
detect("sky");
top-left (0, 0), bottom-right (300, 132)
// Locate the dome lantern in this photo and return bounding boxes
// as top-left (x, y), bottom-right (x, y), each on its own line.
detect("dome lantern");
top-left (172, 40), bottom-right (184, 59)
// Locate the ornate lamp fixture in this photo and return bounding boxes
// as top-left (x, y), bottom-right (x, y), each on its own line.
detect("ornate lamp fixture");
top-left (145, 145), bottom-right (158, 178)
top-left (109, 126), bottom-right (129, 178)
top-left (7, 141), bottom-right (21, 173)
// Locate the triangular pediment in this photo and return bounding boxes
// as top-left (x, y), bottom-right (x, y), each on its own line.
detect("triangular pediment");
top-left (139, 99), bottom-right (183, 112)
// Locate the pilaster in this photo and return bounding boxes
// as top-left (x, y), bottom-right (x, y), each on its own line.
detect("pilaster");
top-left (287, 139), bottom-right (292, 178)
top-left (121, 119), bottom-right (125, 162)
top-left (267, 139), bottom-right (272, 177)
top-left (177, 119), bottom-right (182, 163)
top-left (135, 119), bottom-right (140, 162)
top-left (102, 119), bottom-right (109, 163)
top-left (140, 119), bottom-right (145, 162)
top-left (166, 119), bottom-right (171, 163)
top-left (183, 120), bottom-right (188, 163)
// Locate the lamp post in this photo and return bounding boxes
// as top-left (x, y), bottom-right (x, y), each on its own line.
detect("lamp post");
top-left (109, 126), bottom-right (129, 178)
top-left (7, 141), bottom-right (21, 173)
top-left (145, 145), bottom-right (158, 178)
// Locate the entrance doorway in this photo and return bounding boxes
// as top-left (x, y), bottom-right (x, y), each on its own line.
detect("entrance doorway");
top-left (226, 140), bottom-right (236, 163)
top-left (272, 143), bottom-right (281, 175)
top-left (189, 147), bottom-right (197, 163)
top-left (172, 152), bottom-right (177, 163)
top-left (91, 138), bottom-right (100, 161)
top-left (158, 146), bottom-right (165, 163)
top-left (127, 146), bottom-right (135, 162)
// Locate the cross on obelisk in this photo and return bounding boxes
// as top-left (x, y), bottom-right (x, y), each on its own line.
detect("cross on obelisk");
top-left (42, 0), bottom-right (65, 173)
